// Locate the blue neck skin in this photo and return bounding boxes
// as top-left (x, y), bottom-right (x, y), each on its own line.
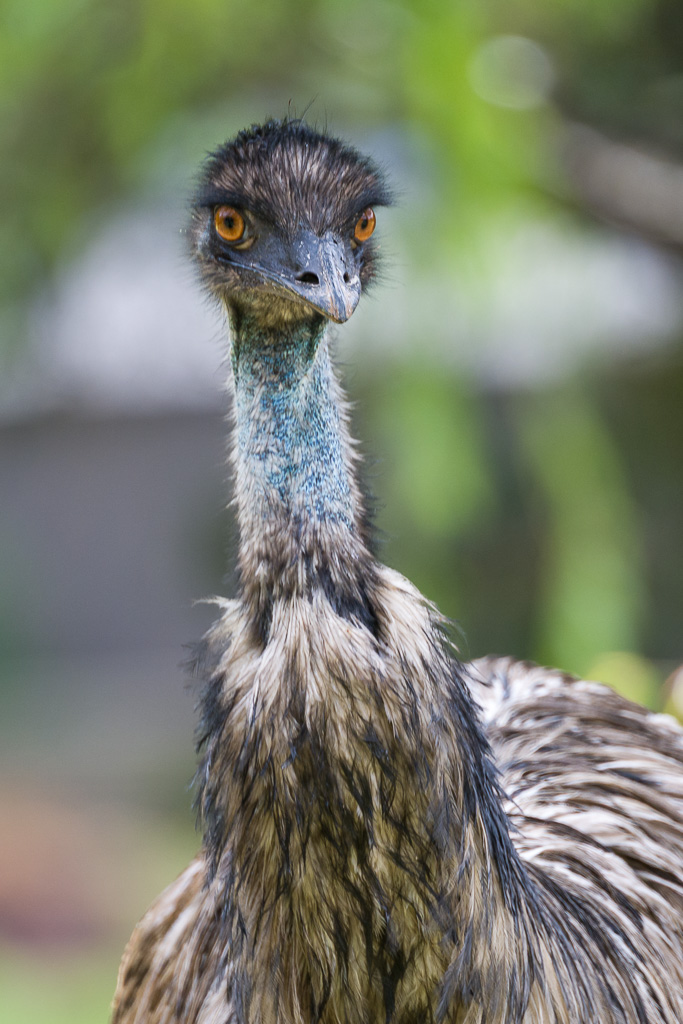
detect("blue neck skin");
top-left (231, 311), bottom-right (355, 533)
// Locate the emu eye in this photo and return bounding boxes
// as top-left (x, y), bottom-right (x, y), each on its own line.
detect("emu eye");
top-left (214, 206), bottom-right (245, 243)
top-left (354, 208), bottom-right (376, 242)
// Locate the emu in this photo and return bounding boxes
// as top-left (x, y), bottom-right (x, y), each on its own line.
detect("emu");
top-left (112, 119), bottom-right (683, 1024)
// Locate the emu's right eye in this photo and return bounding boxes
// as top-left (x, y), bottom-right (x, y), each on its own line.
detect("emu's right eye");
top-left (214, 206), bottom-right (245, 242)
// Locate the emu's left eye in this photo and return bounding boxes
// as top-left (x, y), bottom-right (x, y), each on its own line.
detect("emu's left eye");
top-left (214, 206), bottom-right (245, 242)
top-left (354, 208), bottom-right (376, 242)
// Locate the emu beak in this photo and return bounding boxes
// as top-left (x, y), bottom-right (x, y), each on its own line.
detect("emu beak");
top-left (284, 230), bottom-right (361, 323)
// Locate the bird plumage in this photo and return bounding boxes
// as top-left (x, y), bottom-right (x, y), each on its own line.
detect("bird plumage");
top-left (112, 119), bottom-right (683, 1024)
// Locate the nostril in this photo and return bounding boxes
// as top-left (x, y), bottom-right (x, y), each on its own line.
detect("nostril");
top-left (343, 272), bottom-right (350, 284)
top-left (296, 271), bottom-right (320, 285)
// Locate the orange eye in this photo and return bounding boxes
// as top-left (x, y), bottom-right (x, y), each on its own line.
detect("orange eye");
top-left (354, 208), bottom-right (376, 242)
top-left (214, 206), bottom-right (245, 242)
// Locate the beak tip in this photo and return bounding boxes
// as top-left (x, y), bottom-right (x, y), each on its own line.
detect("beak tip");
top-left (328, 303), bottom-right (355, 325)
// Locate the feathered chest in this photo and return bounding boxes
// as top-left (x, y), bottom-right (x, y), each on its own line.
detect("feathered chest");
top-left (193, 585), bottom-right (461, 1022)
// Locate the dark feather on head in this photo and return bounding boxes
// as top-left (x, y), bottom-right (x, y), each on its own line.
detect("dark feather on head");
top-left (195, 118), bottom-right (393, 235)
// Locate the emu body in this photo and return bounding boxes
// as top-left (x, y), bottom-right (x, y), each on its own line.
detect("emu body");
top-left (112, 121), bottom-right (683, 1024)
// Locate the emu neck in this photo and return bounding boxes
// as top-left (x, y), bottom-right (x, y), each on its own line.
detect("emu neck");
top-left (230, 310), bottom-right (366, 613)
top-left (232, 312), bottom-right (353, 525)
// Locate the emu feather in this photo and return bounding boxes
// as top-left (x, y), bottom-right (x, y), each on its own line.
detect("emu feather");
top-left (112, 120), bottom-right (683, 1024)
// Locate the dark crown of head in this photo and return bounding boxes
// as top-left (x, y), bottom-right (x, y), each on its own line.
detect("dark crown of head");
top-left (194, 118), bottom-right (393, 235)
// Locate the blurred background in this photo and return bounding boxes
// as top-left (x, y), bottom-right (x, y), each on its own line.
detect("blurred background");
top-left (1, 0), bottom-right (683, 1019)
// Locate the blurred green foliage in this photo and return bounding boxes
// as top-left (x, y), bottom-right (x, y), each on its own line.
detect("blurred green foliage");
top-left (0, 947), bottom-right (117, 1024)
top-left (518, 386), bottom-right (643, 675)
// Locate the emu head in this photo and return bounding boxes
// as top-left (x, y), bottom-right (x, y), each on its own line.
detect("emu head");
top-left (189, 119), bottom-right (392, 327)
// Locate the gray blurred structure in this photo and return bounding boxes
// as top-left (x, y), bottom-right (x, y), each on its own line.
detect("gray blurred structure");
top-left (0, 216), bottom-right (229, 800)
